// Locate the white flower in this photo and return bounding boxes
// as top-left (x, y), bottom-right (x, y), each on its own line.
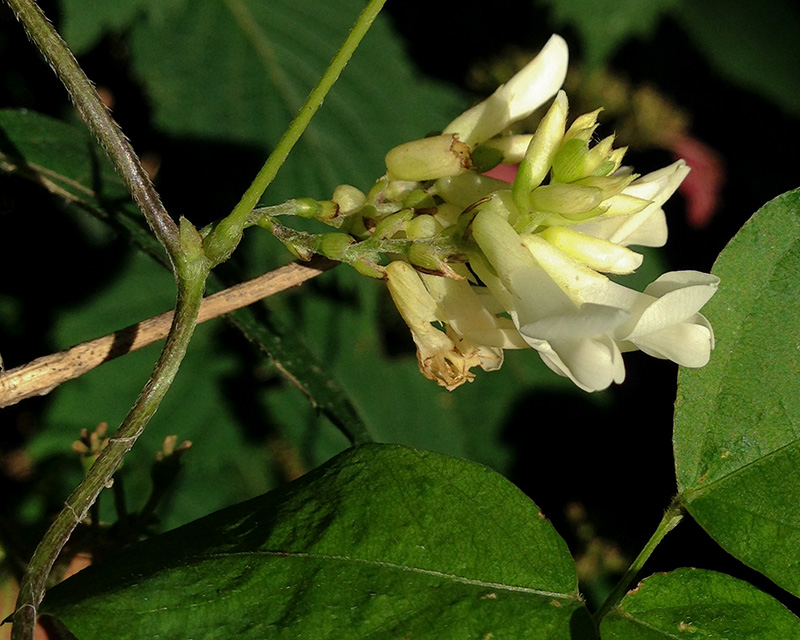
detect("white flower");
top-left (470, 208), bottom-right (629, 391)
top-left (522, 235), bottom-right (719, 370)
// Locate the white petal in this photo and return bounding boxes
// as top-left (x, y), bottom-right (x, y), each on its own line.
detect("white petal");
top-left (546, 335), bottom-right (626, 392)
top-left (444, 35), bottom-right (568, 146)
top-left (643, 271), bottom-right (720, 298)
top-left (626, 273), bottom-right (719, 341)
top-left (633, 322), bottom-right (714, 367)
top-left (520, 303), bottom-right (629, 341)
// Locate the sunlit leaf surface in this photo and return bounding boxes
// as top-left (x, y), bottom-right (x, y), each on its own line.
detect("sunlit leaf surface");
top-left (675, 189), bottom-right (800, 596)
top-left (601, 568), bottom-right (800, 638)
top-left (43, 444), bottom-right (588, 638)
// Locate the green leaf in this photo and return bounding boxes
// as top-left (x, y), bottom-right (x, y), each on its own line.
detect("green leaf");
top-left (43, 444), bottom-right (587, 638)
top-left (674, 0), bottom-right (800, 118)
top-left (536, 0), bottom-right (681, 67)
top-left (600, 568), bottom-right (800, 638)
top-left (674, 188), bottom-right (800, 596)
top-left (126, 0), bottom-right (464, 202)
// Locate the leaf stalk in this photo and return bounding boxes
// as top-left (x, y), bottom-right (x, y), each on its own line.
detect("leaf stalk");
top-left (593, 498), bottom-right (685, 622)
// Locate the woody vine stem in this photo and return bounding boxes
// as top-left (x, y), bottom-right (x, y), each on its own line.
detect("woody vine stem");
top-left (4, 0), bottom-right (388, 637)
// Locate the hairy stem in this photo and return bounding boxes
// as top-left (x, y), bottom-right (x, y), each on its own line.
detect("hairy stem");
top-left (594, 499), bottom-right (685, 622)
top-left (203, 0), bottom-right (389, 265)
top-left (1, 1), bottom-right (207, 637)
top-left (11, 258), bottom-right (208, 639)
top-left (3, 0), bottom-right (181, 262)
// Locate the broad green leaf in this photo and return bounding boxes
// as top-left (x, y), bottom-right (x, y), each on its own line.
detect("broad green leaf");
top-left (600, 568), bottom-right (800, 638)
top-left (536, 0), bottom-right (681, 67)
top-left (126, 0), bottom-right (464, 203)
top-left (674, 0), bottom-right (800, 118)
top-left (43, 444), bottom-right (587, 639)
top-left (674, 189), bottom-right (800, 596)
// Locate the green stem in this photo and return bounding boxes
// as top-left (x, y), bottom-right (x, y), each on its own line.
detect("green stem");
top-left (11, 258), bottom-right (208, 640)
top-left (203, 0), bottom-right (389, 265)
top-left (3, 0), bottom-right (182, 264)
top-left (593, 499), bottom-right (685, 622)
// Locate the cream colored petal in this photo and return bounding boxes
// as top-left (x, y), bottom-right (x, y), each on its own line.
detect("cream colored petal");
top-left (545, 335), bottom-right (626, 392)
top-left (633, 321), bottom-right (714, 367)
top-left (444, 34), bottom-right (568, 146)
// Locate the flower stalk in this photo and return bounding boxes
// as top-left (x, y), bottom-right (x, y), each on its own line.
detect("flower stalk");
top-left (202, 0), bottom-right (390, 266)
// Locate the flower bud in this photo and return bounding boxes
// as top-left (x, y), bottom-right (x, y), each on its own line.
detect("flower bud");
top-left (293, 197), bottom-right (323, 218)
top-left (551, 138), bottom-right (590, 183)
top-left (407, 243), bottom-right (459, 278)
top-left (316, 233), bottom-right (355, 261)
top-left (514, 90), bottom-right (568, 203)
top-left (332, 184), bottom-right (367, 216)
top-left (385, 134), bottom-right (472, 181)
top-left (539, 226), bottom-right (643, 274)
top-left (406, 214), bottom-right (439, 239)
top-left (373, 209), bottom-right (414, 239)
top-left (530, 183), bottom-right (603, 214)
top-left (435, 173), bottom-right (509, 210)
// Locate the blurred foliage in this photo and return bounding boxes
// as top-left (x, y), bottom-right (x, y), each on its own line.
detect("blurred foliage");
top-left (537, 0), bottom-right (800, 118)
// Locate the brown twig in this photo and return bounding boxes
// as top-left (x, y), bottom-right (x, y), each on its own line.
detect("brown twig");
top-left (0, 258), bottom-right (336, 409)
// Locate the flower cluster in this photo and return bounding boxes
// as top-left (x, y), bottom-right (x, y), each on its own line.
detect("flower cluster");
top-left (381, 35), bottom-right (717, 392)
top-left (260, 35), bottom-right (718, 392)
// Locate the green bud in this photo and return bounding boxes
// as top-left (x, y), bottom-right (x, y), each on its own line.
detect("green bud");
top-left (435, 173), bottom-right (509, 210)
top-left (373, 209), bottom-right (414, 239)
top-left (402, 189), bottom-right (437, 210)
top-left (384, 179), bottom-right (420, 205)
top-left (406, 214), bottom-right (439, 239)
top-left (433, 202), bottom-right (461, 229)
top-left (385, 134), bottom-right (472, 182)
top-left (407, 243), bottom-right (458, 278)
top-left (551, 138), bottom-right (590, 183)
top-left (529, 183), bottom-right (603, 214)
top-left (332, 184), bottom-right (367, 215)
top-left (316, 233), bottom-right (355, 260)
top-left (315, 200), bottom-right (341, 224)
top-left (294, 197), bottom-right (322, 218)
top-left (353, 258), bottom-right (386, 279)
top-left (471, 144), bottom-right (505, 173)
top-left (513, 90), bottom-right (568, 211)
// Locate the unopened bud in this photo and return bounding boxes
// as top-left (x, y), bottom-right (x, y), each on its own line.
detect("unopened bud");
top-left (408, 243), bottom-right (459, 278)
top-left (332, 184), bottom-right (367, 215)
top-left (551, 138), bottom-right (590, 183)
top-left (353, 258), bottom-right (386, 279)
top-left (316, 233), bottom-right (355, 260)
top-left (530, 183), bottom-right (603, 214)
top-left (373, 209), bottom-right (414, 239)
top-left (385, 134), bottom-right (472, 182)
top-left (406, 214), bottom-right (440, 239)
top-left (539, 226), bottom-right (643, 274)
top-left (294, 197), bottom-right (322, 218)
